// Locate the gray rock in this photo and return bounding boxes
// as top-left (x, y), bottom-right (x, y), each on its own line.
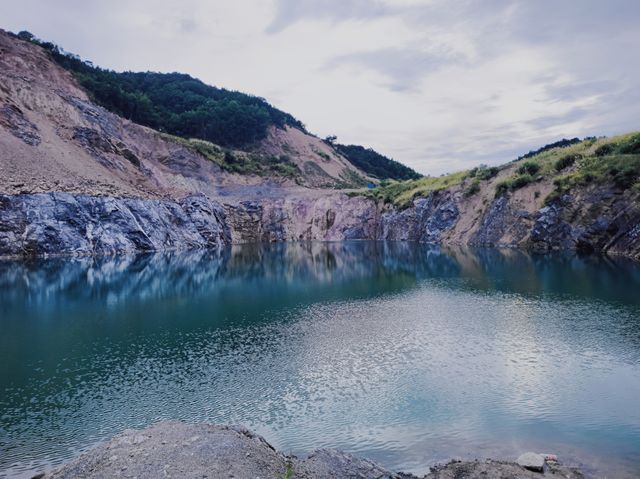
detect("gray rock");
top-left (44, 422), bottom-right (402, 479)
top-left (517, 452), bottom-right (545, 472)
top-left (41, 422), bottom-right (586, 479)
top-left (0, 193), bottom-right (230, 259)
top-left (0, 102), bottom-right (40, 145)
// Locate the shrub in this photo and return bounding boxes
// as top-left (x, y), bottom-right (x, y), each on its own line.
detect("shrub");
top-left (516, 161), bottom-right (540, 175)
top-left (619, 133), bottom-right (640, 154)
top-left (476, 166), bottom-right (499, 181)
top-left (494, 173), bottom-right (534, 197)
top-left (595, 143), bottom-right (614, 157)
top-left (511, 173), bottom-right (534, 189)
top-left (610, 166), bottom-right (639, 189)
top-left (464, 180), bottom-right (481, 197)
top-left (555, 154), bottom-right (580, 171)
top-left (495, 180), bottom-right (512, 197)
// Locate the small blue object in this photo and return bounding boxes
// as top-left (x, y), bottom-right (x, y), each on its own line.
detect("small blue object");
top-left (367, 182), bottom-right (376, 189)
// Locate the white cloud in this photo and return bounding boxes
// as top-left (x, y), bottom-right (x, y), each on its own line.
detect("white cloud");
top-left (2, 0), bottom-right (638, 174)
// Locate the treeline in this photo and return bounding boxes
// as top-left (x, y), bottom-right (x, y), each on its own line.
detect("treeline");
top-left (334, 143), bottom-right (422, 181)
top-left (18, 31), bottom-right (304, 148)
top-left (516, 137), bottom-right (585, 161)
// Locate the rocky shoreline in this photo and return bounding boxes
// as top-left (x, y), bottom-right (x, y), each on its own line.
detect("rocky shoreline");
top-left (41, 422), bottom-right (585, 479)
top-left (2, 187), bottom-right (639, 261)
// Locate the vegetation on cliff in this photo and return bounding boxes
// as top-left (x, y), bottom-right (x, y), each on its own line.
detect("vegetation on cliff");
top-left (495, 132), bottom-right (640, 201)
top-left (362, 132), bottom-right (640, 208)
top-left (18, 31), bottom-right (304, 149)
top-left (159, 134), bottom-right (301, 178)
top-left (362, 170), bottom-right (468, 208)
top-left (333, 143), bottom-right (422, 181)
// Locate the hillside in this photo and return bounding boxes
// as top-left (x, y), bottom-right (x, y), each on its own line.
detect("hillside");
top-left (12, 30), bottom-right (412, 183)
top-left (365, 133), bottom-right (640, 208)
top-left (334, 143), bottom-right (422, 180)
top-left (0, 28), bottom-right (372, 196)
top-left (0, 27), bottom-right (639, 260)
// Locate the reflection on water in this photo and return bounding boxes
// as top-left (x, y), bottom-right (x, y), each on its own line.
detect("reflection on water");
top-left (1, 242), bottom-right (639, 478)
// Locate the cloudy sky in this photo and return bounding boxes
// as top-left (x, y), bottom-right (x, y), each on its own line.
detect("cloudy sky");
top-left (3, 0), bottom-right (639, 174)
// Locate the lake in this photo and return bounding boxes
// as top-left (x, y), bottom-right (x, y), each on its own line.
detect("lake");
top-left (1, 242), bottom-right (639, 478)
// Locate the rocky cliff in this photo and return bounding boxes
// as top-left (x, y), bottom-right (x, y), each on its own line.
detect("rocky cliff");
top-left (0, 28), bottom-right (639, 261)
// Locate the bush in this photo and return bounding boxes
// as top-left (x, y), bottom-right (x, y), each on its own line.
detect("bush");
top-left (516, 161), bottom-right (540, 175)
top-left (619, 134), bottom-right (640, 154)
top-left (495, 180), bottom-right (512, 197)
top-left (494, 173), bottom-right (534, 197)
top-left (512, 173), bottom-right (534, 189)
top-left (610, 166), bottom-right (639, 189)
top-left (555, 154), bottom-right (580, 171)
top-left (476, 166), bottom-right (499, 180)
top-left (595, 143), bottom-right (614, 157)
top-left (464, 180), bottom-right (481, 197)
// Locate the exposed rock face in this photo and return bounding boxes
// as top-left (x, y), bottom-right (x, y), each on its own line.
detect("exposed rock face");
top-left (43, 422), bottom-right (584, 479)
top-left (1, 186), bottom-right (638, 260)
top-left (380, 190), bottom-right (459, 242)
top-left (225, 194), bottom-right (381, 243)
top-left (0, 29), bottom-right (638, 260)
top-left (0, 192), bottom-right (229, 258)
top-left (471, 196), bottom-right (533, 247)
top-left (530, 189), bottom-right (640, 258)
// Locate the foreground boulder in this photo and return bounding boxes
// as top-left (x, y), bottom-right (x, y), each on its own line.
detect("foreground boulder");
top-left (43, 421), bottom-right (585, 479)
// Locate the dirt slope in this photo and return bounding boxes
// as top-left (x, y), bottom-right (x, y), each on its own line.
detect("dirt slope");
top-left (0, 29), bottom-right (368, 200)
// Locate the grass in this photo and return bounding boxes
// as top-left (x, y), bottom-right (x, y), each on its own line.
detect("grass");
top-left (336, 169), bottom-right (369, 189)
top-left (159, 133), bottom-right (302, 178)
top-left (162, 130), bottom-right (640, 202)
top-left (363, 170), bottom-right (468, 208)
top-left (490, 132), bottom-right (640, 200)
top-left (542, 132), bottom-right (640, 202)
top-left (283, 461), bottom-right (294, 479)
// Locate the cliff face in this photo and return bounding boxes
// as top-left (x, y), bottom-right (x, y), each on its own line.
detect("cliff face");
top-left (0, 29), bottom-right (638, 261)
top-left (3, 182), bottom-right (636, 260)
top-left (0, 193), bottom-right (229, 258)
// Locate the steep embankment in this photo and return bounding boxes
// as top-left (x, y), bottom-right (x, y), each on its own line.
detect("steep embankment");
top-left (1, 29), bottom-right (639, 260)
top-left (368, 133), bottom-right (640, 258)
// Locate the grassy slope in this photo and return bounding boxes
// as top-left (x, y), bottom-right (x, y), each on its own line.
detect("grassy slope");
top-left (158, 134), bottom-right (302, 179)
top-left (362, 132), bottom-right (640, 208)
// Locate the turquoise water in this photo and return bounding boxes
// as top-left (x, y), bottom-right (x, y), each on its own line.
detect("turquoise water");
top-left (1, 242), bottom-right (640, 478)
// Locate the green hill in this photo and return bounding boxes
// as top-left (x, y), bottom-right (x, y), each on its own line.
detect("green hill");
top-left (334, 143), bottom-right (421, 181)
top-left (19, 31), bottom-right (304, 148)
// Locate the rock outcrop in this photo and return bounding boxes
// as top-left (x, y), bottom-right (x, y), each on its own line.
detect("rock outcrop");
top-left (1, 185), bottom-right (639, 260)
top-left (43, 422), bottom-right (584, 479)
top-left (0, 28), bottom-right (638, 260)
top-left (0, 192), bottom-right (229, 258)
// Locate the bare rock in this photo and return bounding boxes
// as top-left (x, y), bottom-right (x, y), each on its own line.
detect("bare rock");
top-left (517, 452), bottom-right (545, 472)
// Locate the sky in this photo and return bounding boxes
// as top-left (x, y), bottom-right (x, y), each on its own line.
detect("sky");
top-left (2, 0), bottom-right (639, 175)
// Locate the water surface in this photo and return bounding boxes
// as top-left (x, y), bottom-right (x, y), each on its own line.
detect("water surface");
top-left (1, 242), bottom-right (640, 478)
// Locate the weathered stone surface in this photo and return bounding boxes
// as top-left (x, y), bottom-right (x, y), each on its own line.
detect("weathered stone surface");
top-left (380, 191), bottom-right (459, 243)
top-left (2, 186), bottom-right (639, 261)
top-left (42, 422), bottom-right (585, 479)
top-left (471, 196), bottom-right (533, 247)
top-left (517, 452), bottom-right (545, 472)
top-left (44, 422), bottom-right (402, 479)
top-left (0, 102), bottom-right (40, 145)
top-left (0, 192), bottom-right (230, 259)
top-left (426, 458), bottom-right (583, 479)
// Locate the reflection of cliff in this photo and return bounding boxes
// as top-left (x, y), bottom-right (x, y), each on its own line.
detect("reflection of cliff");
top-left (2, 242), bottom-right (639, 310)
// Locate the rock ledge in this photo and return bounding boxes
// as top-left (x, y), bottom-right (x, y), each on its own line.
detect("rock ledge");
top-left (43, 421), bottom-right (585, 479)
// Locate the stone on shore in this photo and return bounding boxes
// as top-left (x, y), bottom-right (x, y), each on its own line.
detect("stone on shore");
top-left (42, 421), bottom-right (585, 479)
top-left (517, 452), bottom-right (546, 472)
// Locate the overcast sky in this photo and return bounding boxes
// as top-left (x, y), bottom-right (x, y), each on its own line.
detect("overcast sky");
top-left (3, 0), bottom-right (639, 174)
